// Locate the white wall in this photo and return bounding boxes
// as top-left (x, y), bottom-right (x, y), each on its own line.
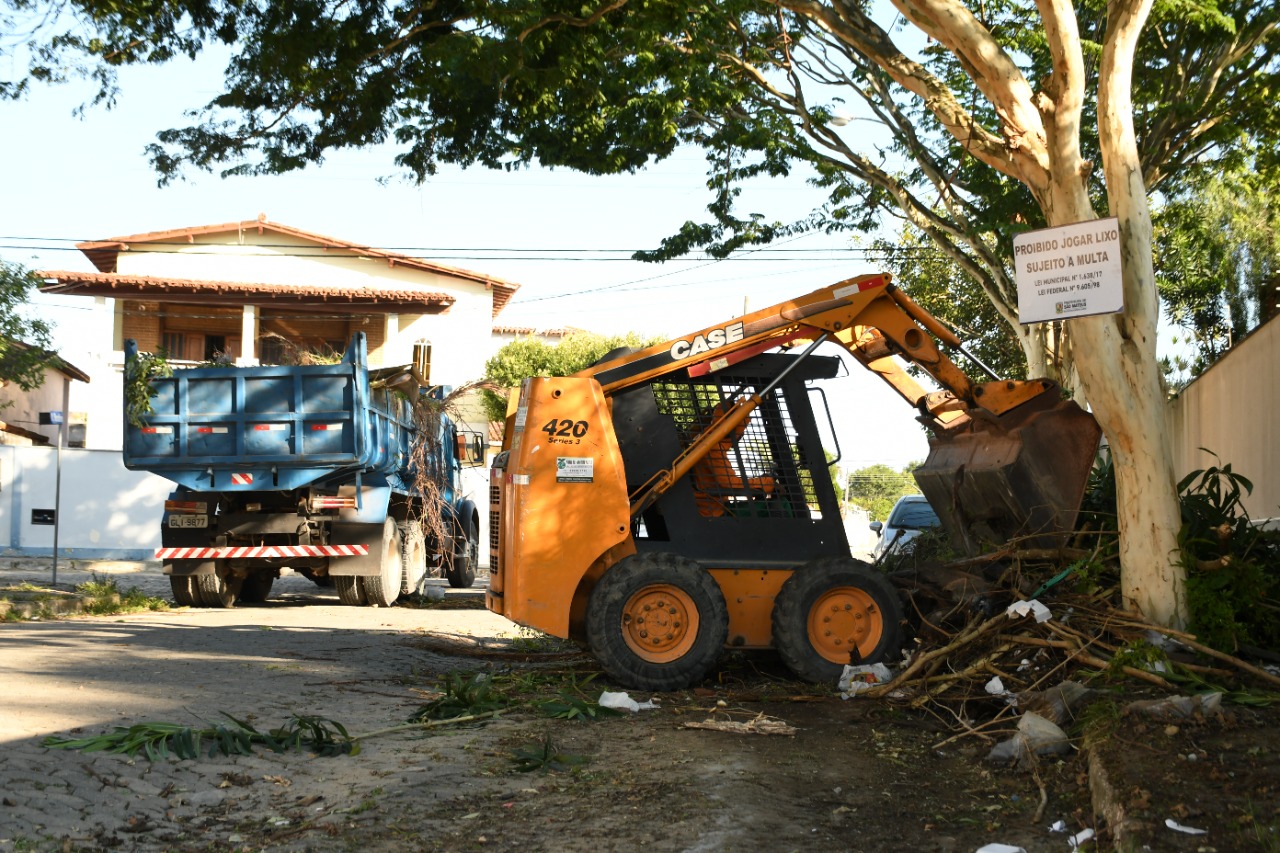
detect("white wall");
top-left (0, 446), bottom-right (170, 558)
top-left (0, 445), bottom-right (494, 566)
top-left (0, 368), bottom-right (73, 447)
top-left (1168, 315), bottom-right (1279, 521)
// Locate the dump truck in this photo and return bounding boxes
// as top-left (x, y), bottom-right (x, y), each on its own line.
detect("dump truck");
top-left (123, 333), bottom-right (485, 608)
top-left (486, 273), bottom-right (1101, 690)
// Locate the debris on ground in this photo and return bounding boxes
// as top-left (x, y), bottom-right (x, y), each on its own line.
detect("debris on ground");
top-left (680, 712), bottom-right (797, 736)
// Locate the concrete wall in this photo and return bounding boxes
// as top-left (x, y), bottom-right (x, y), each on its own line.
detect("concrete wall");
top-left (0, 446), bottom-right (171, 559)
top-left (0, 444), bottom-right (494, 566)
top-left (1168, 316), bottom-right (1279, 521)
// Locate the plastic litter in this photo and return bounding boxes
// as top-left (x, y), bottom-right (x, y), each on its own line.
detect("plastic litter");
top-left (987, 711), bottom-right (1072, 767)
top-left (974, 844), bottom-right (1026, 853)
top-left (985, 676), bottom-right (1007, 696)
top-left (1068, 828), bottom-right (1095, 849)
top-left (598, 691), bottom-right (659, 712)
top-left (837, 662), bottom-right (894, 699)
top-left (1006, 599), bottom-right (1052, 623)
top-left (1015, 681), bottom-right (1095, 726)
top-left (1165, 818), bottom-right (1207, 835)
top-left (1126, 692), bottom-right (1223, 720)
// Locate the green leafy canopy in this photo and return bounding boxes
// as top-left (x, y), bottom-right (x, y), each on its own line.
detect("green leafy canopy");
top-left (0, 261), bottom-right (55, 393)
top-left (481, 329), bottom-right (661, 421)
top-left (5, 0), bottom-right (1277, 384)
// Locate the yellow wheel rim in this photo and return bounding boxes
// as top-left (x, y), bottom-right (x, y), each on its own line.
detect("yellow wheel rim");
top-left (620, 584), bottom-right (700, 663)
top-left (806, 586), bottom-right (884, 665)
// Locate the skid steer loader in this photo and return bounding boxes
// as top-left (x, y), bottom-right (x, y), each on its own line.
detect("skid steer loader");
top-left (486, 273), bottom-right (1101, 690)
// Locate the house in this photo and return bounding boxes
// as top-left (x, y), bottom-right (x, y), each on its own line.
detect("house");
top-left (0, 342), bottom-right (91, 447)
top-left (38, 215), bottom-right (522, 449)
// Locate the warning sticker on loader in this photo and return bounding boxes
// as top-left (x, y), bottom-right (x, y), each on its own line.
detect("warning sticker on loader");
top-left (556, 457), bottom-right (594, 483)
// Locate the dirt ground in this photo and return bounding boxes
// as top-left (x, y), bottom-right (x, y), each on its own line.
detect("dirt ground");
top-left (2, 563), bottom-right (1279, 853)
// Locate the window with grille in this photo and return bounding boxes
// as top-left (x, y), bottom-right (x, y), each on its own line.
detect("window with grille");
top-left (651, 376), bottom-right (820, 521)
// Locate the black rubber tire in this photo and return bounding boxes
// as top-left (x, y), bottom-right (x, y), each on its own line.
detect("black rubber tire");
top-left (238, 573), bottom-right (274, 604)
top-left (360, 518), bottom-right (403, 607)
top-left (771, 557), bottom-right (903, 683)
top-left (169, 575), bottom-right (198, 607)
top-left (196, 571), bottom-right (240, 608)
top-left (445, 516), bottom-right (478, 589)
top-left (586, 553), bottom-right (728, 692)
top-left (335, 576), bottom-right (367, 606)
top-left (400, 521), bottom-right (428, 595)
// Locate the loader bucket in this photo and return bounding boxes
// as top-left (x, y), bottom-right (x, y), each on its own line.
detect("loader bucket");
top-left (912, 395), bottom-right (1102, 556)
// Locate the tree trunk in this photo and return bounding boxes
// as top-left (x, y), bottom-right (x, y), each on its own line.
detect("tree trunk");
top-left (1037, 141), bottom-right (1183, 628)
top-left (1088, 0), bottom-right (1185, 627)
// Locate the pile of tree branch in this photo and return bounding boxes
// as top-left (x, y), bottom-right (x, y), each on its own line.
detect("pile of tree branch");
top-left (874, 552), bottom-right (1280, 742)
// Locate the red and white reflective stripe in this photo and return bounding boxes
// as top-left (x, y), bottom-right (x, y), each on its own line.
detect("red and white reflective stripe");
top-left (253, 423), bottom-right (288, 431)
top-left (164, 500), bottom-right (208, 514)
top-left (310, 423), bottom-right (343, 431)
top-left (194, 426), bottom-right (228, 434)
top-left (140, 426), bottom-right (174, 434)
top-left (309, 496), bottom-right (358, 509)
top-left (833, 275), bottom-right (889, 298)
top-left (230, 473), bottom-right (254, 485)
top-left (156, 544), bottom-right (369, 560)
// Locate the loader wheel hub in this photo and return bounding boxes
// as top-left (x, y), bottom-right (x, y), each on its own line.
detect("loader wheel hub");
top-left (620, 584), bottom-right (699, 663)
top-left (807, 588), bottom-right (883, 665)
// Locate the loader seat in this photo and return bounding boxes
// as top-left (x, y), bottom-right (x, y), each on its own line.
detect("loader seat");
top-left (692, 403), bottom-right (776, 517)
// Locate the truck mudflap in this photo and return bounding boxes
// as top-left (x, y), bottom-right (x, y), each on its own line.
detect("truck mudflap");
top-left (913, 394), bottom-right (1102, 556)
top-left (155, 544), bottom-right (369, 560)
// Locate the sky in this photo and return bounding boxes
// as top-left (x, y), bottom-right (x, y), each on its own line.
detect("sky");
top-left (0, 53), bottom-right (932, 472)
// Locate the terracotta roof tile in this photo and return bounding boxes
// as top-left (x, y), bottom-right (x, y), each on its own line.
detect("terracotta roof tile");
top-left (74, 217), bottom-right (519, 318)
top-left (39, 271), bottom-right (455, 314)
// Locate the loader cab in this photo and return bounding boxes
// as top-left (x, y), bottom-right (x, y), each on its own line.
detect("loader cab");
top-left (611, 352), bottom-right (847, 568)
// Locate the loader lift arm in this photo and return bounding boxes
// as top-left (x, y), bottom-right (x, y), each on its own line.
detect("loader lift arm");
top-left (581, 273), bottom-right (1048, 428)
top-left (574, 272), bottom-right (1100, 554)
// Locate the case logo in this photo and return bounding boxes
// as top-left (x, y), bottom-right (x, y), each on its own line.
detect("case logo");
top-left (669, 322), bottom-right (745, 361)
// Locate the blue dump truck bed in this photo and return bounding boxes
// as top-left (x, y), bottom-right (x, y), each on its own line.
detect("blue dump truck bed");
top-left (124, 332), bottom-right (484, 609)
top-left (124, 333), bottom-right (416, 493)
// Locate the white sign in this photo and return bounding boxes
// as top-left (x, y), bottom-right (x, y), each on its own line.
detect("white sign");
top-left (556, 457), bottom-right (594, 483)
top-left (1013, 218), bottom-right (1124, 324)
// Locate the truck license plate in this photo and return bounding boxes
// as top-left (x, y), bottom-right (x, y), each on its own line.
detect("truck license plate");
top-left (168, 515), bottom-right (208, 529)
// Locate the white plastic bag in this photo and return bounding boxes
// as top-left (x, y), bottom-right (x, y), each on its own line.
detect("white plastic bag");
top-left (1006, 599), bottom-right (1052, 623)
top-left (598, 691), bottom-right (659, 712)
top-left (837, 662), bottom-right (894, 699)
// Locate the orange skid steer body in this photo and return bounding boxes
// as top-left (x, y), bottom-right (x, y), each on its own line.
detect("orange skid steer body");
top-left (486, 273), bottom-right (1101, 690)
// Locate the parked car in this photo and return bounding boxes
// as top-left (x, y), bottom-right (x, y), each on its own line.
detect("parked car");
top-left (870, 494), bottom-right (941, 560)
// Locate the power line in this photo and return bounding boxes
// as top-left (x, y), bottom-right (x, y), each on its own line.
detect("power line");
top-left (0, 237), bottom-right (940, 262)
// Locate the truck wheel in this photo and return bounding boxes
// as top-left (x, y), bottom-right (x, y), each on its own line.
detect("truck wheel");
top-left (446, 517), bottom-right (478, 589)
top-left (360, 518), bottom-right (403, 607)
top-left (771, 557), bottom-right (903, 683)
top-left (239, 573), bottom-right (274, 604)
top-left (169, 576), bottom-right (198, 607)
top-left (335, 576), bottom-right (367, 606)
top-left (400, 521), bottom-right (428, 595)
top-left (586, 553), bottom-right (728, 692)
top-left (196, 571), bottom-right (241, 609)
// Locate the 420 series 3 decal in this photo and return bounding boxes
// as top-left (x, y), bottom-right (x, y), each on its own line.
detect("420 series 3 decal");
top-left (542, 418), bottom-right (589, 444)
